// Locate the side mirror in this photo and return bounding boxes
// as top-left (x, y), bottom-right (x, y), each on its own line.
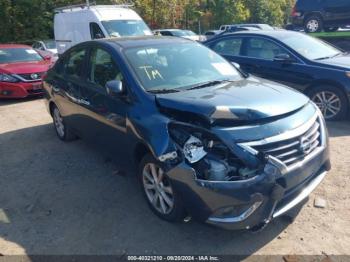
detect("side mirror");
top-left (106, 80), bottom-right (124, 97)
top-left (274, 53), bottom-right (293, 63)
top-left (231, 62), bottom-right (241, 69)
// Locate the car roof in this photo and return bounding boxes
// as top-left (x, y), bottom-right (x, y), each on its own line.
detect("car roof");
top-left (211, 30), bottom-right (301, 39)
top-left (103, 36), bottom-right (193, 49)
top-left (156, 29), bottom-right (184, 32)
top-left (0, 44), bottom-right (32, 49)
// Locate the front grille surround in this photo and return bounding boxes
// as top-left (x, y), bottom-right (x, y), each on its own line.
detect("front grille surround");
top-left (13, 72), bottom-right (44, 82)
top-left (239, 112), bottom-right (326, 171)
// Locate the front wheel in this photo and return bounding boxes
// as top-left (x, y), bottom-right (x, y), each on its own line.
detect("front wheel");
top-left (139, 154), bottom-right (186, 222)
top-left (308, 86), bottom-right (348, 121)
top-left (304, 16), bottom-right (323, 33)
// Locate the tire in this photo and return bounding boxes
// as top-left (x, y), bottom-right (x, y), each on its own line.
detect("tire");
top-left (324, 27), bottom-right (339, 32)
top-left (304, 15), bottom-right (323, 33)
top-left (139, 153), bottom-right (186, 222)
top-left (52, 106), bottom-right (77, 141)
top-left (308, 85), bottom-right (348, 121)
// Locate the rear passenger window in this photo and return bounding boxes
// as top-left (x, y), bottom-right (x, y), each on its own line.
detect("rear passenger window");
top-left (212, 38), bottom-right (243, 56)
top-left (88, 48), bottom-right (123, 88)
top-left (245, 38), bottom-right (288, 60)
top-left (64, 49), bottom-right (86, 78)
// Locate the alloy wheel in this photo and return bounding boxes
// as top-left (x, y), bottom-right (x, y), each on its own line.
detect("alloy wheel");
top-left (312, 91), bottom-right (342, 120)
top-left (142, 163), bottom-right (174, 215)
top-left (306, 20), bottom-right (319, 32)
top-left (53, 108), bottom-right (65, 138)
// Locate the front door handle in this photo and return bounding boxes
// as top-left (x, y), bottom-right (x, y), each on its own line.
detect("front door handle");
top-left (79, 99), bottom-right (91, 106)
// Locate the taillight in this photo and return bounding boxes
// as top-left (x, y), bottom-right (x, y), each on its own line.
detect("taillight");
top-left (291, 6), bottom-right (301, 17)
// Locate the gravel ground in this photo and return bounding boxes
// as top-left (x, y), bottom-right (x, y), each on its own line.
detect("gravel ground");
top-left (0, 98), bottom-right (349, 257)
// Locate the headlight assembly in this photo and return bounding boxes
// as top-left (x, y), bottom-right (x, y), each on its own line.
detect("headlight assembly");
top-left (0, 73), bottom-right (19, 83)
top-left (183, 135), bottom-right (207, 163)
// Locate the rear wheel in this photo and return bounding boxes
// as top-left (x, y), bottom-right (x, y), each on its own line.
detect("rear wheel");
top-left (304, 15), bottom-right (323, 33)
top-left (139, 154), bottom-right (186, 222)
top-left (52, 106), bottom-right (77, 141)
top-left (308, 85), bottom-right (348, 121)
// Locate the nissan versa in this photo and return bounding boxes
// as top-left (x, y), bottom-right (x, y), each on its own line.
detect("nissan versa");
top-left (43, 36), bottom-right (330, 231)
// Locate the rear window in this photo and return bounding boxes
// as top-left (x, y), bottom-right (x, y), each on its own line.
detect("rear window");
top-left (0, 48), bottom-right (43, 63)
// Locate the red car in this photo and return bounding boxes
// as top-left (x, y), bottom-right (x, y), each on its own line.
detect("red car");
top-left (0, 44), bottom-right (52, 98)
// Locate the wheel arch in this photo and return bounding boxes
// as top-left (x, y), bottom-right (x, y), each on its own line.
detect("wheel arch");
top-left (133, 142), bottom-right (153, 165)
top-left (49, 101), bottom-right (57, 117)
top-left (304, 12), bottom-right (323, 24)
top-left (305, 79), bottom-right (348, 101)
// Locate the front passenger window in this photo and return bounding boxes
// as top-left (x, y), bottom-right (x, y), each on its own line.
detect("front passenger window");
top-left (245, 38), bottom-right (288, 60)
top-left (88, 48), bottom-right (123, 88)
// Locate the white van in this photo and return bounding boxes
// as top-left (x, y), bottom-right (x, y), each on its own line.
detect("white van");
top-left (54, 4), bottom-right (153, 54)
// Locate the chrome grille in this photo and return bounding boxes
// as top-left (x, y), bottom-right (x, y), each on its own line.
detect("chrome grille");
top-left (251, 118), bottom-right (322, 167)
top-left (17, 72), bottom-right (44, 82)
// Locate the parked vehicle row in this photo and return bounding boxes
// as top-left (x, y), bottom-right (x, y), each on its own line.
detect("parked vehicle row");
top-left (43, 36), bottom-right (330, 231)
top-left (153, 29), bottom-right (204, 42)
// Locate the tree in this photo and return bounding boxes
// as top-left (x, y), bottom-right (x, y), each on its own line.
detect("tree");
top-left (0, 0), bottom-right (295, 43)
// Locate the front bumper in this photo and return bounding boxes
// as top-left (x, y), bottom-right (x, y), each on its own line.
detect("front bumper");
top-left (168, 147), bottom-right (330, 230)
top-left (166, 106), bottom-right (330, 230)
top-left (0, 81), bottom-right (44, 98)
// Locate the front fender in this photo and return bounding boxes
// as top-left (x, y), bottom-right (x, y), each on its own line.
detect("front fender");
top-left (127, 107), bottom-right (177, 160)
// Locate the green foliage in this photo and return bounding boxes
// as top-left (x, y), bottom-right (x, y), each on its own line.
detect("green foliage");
top-left (0, 0), bottom-right (295, 43)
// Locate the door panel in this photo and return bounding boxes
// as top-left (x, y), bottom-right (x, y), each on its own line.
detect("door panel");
top-left (237, 37), bottom-right (312, 92)
top-left (324, 0), bottom-right (350, 23)
top-left (79, 47), bottom-right (130, 158)
top-left (51, 48), bottom-right (87, 133)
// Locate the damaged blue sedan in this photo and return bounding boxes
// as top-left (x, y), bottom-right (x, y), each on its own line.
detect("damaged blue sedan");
top-left (43, 36), bottom-right (331, 231)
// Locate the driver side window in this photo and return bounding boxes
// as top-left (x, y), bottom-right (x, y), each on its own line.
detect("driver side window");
top-left (88, 48), bottom-right (123, 89)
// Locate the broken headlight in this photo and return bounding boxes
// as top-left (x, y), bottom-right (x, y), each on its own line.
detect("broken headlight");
top-left (183, 135), bottom-right (207, 163)
top-left (169, 126), bottom-right (207, 164)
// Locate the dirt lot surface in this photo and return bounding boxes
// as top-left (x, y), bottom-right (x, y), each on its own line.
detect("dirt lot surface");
top-left (0, 98), bottom-right (349, 257)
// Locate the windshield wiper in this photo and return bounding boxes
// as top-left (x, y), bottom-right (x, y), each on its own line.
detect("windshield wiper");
top-left (148, 89), bottom-right (180, 94)
top-left (315, 52), bottom-right (343, 60)
top-left (186, 79), bottom-right (234, 91)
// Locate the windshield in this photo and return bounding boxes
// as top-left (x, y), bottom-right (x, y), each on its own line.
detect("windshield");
top-left (280, 33), bottom-right (342, 60)
top-left (102, 20), bottom-right (152, 37)
top-left (44, 40), bottom-right (56, 49)
top-left (185, 30), bottom-right (196, 36)
top-left (171, 30), bottom-right (188, 37)
top-left (124, 42), bottom-right (241, 92)
top-left (0, 48), bottom-right (43, 63)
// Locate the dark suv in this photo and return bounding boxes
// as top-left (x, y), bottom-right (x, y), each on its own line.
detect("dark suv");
top-left (291, 0), bottom-right (350, 32)
top-left (43, 36), bottom-right (330, 231)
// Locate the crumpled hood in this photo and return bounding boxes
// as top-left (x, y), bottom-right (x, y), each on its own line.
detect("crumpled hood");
top-left (156, 77), bottom-right (309, 124)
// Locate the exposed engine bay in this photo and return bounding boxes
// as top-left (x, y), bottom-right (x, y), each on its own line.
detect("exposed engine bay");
top-left (168, 123), bottom-right (262, 182)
